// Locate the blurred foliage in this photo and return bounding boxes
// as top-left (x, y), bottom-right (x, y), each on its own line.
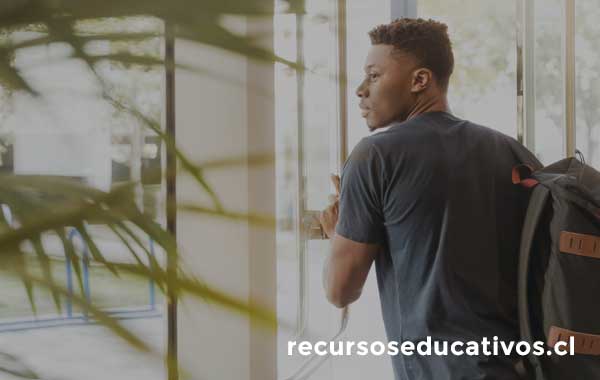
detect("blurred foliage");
top-left (0, 0), bottom-right (302, 378)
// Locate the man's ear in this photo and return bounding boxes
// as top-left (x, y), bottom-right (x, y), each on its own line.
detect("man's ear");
top-left (410, 68), bottom-right (433, 93)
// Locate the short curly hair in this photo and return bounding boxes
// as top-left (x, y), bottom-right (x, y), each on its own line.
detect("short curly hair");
top-left (369, 18), bottom-right (454, 90)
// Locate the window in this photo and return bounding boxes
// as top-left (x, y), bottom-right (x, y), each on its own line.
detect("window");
top-left (418, 0), bottom-right (518, 138)
top-left (0, 17), bottom-right (166, 380)
top-left (532, 0), bottom-right (565, 164)
top-left (576, 0), bottom-right (600, 167)
top-left (275, 1), bottom-right (341, 378)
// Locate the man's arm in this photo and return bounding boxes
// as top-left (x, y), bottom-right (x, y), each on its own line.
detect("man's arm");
top-left (319, 174), bottom-right (381, 308)
top-left (322, 233), bottom-right (380, 308)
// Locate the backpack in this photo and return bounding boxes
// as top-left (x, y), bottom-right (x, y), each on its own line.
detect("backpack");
top-left (514, 155), bottom-right (600, 379)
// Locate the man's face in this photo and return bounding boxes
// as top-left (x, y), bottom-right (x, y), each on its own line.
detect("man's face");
top-left (356, 44), bottom-right (418, 131)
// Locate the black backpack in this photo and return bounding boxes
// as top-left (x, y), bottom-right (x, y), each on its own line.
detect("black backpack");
top-left (514, 156), bottom-right (600, 379)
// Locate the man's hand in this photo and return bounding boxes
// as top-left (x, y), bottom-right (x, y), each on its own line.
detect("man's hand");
top-left (319, 174), bottom-right (341, 239)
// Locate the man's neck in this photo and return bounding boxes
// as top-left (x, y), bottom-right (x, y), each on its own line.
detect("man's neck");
top-left (405, 94), bottom-right (450, 121)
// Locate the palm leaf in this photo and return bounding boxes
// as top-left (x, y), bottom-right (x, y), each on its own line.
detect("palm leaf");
top-left (11, 267), bottom-right (150, 352)
top-left (178, 203), bottom-right (276, 227)
top-left (0, 352), bottom-right (40, 379)
top-left (0, 174), bottom-right (280, 325)
top-left (55, 227), bottom-right (86, 300)
top-left (30, 236), bottom-right (62, 313)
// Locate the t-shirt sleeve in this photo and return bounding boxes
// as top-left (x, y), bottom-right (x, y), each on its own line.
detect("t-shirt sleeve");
top-left (507, 136), bottom-right (543, 170)
top-left (335, 138), bottom-right (386, 245)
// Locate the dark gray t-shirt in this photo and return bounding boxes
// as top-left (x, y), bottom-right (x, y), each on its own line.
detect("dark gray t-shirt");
top-left (336, 111), bottom-right (540, 380)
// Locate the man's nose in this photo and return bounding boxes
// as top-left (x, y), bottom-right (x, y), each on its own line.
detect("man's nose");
top-left (355, 80), bottom-right (368, 98)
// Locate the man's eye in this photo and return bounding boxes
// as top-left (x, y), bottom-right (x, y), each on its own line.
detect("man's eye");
top-left (368, 73), bottom-right (379, 80)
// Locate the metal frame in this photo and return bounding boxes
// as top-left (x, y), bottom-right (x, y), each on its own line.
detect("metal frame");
top-left (337, 0), bottom-right (348, 168)
top-left (164, 21), bottom-right (178, 380)
top-left (0, 227), bottom-right (160, 333)
top-left (391, 0), bottom-right (417, 19)
top-left (563, 0), bottom-right (576, 157)
top-left (517, 0), bottom-right (577, 158)
top-left (293, 12), bottom-right (310, 341)
top-left (516, 0), bottom-right (536, 148)
top-left (66, 228), bottom-right (92, 320)
top-left (0, 308), bottom-right (162, 333)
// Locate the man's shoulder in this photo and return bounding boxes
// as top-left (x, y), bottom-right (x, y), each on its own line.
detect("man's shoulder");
top-left (354, 113), bottom-right (539, 166)
top-left (462, 121), bottom-right (542, 167)
top-left (344, 137), bottom-right (384, 171)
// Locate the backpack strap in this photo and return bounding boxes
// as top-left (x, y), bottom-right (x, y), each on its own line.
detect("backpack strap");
top-left (512, 164), bottom-right (540, 188)
top-left (559, 231), bottom-right (600, 259)
top-left (518, 185), bottom-right (550, 378)
top-left (548, 326), bottom-right (600, 355)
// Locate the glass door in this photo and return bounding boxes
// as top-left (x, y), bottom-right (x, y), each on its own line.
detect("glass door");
top-left (275, 1), bottom-right (342, 379)
top-left (275, 1), bottom-right (393, 379)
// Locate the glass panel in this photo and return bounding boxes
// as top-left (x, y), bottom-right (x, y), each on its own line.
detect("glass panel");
top-left (275, 9), bottom-right (301, 377)
top-left (275, 1), bottom-right (340, 379)
top-left (575, 0), bottom-right (600, 167)
top-left (418, 0), bottom-right (518, 138)
top-left (0, 17), bottom-right (166, 380)
top-left (533, 0), bottom-right (565, 164)
top-left (302, 11), bottom-right (338, 359)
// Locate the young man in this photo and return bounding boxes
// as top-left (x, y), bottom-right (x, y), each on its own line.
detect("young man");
top-left (319, 18), bottom-right (540, 379)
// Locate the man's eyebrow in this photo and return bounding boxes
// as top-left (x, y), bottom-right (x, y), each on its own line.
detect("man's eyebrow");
top-left (364, 64), bottom-right (376, 72)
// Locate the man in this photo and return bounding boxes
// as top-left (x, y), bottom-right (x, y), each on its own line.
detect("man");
top-left (318, 18), bottom-right (540, 379)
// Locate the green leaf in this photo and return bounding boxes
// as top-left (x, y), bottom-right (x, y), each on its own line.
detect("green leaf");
top-left (30, 236), bottom-right (62, 314)
top-left (103, 96), bottom-right (225, 211)
top-left (0, 352), bottom-right (40, 379)
top-left (108, 262), bottom-right (281, 330)
top-left (16, 252), bottom-right (37, 316)
top-left (73, 222), bottom-right (119, 276)
top-left (178, 203), bottom-right (276, 227)
top-left (108, 223), bottom-right (166, 293)
top-left (55, 227), bottom-right (86, 300)
top-left (12, 269), bottom-right (150, 352)
top-left (0, 48), bottom-right (37, 94)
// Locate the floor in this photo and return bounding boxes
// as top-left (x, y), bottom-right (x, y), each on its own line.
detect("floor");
top-left (0, 317), bottom-right (165, 380)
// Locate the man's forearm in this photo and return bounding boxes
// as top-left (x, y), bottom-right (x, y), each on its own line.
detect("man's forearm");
top-left (322, 238), bottom-right (333, 295)
top-left (322, 233), bottom-right (354, 308)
